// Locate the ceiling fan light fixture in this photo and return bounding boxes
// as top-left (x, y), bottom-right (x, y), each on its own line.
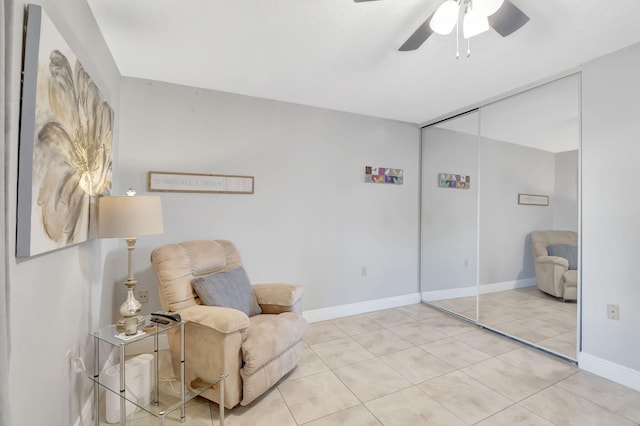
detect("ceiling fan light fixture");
top-left (473, 0), bottom-right (504, 17)
top-left (463, 7), bottom-right (490, 39)
top-left (430, 0), bottom-right (460, 35)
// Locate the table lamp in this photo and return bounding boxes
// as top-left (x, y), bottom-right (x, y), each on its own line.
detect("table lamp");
top-left (98, 189), bottom-right (164, 334)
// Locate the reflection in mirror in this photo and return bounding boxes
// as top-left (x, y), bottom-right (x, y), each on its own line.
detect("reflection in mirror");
top-left (477, 74), bottom-right (580, 360)
top-left (421, 111), bottom-right (479, 321)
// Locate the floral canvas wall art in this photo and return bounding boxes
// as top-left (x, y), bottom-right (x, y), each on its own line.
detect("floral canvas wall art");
top-left (17, 4), bottom-right (113, 257)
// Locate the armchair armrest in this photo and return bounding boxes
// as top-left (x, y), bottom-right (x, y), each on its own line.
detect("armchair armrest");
top-left (252, 283), bottom-right (303, 314)
top-left (179, 304), bottom-right (250, 334)
top-left (536, 255), bottom-right (569, 268)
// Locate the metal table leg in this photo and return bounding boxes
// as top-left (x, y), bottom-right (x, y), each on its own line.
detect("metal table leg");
top-left (120, 345), bottom-right (126, 426)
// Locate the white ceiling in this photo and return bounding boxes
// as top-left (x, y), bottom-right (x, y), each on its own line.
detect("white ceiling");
top-left (87, 0), bottom-right (640, 125)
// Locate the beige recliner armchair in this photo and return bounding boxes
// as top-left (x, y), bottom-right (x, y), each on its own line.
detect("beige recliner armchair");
top-left (150, 240), bottom-right (307, 408)
top-left (530, 230), bottom-right (578, 301)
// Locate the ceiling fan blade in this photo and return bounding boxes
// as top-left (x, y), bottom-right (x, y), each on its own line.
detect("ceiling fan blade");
top-left (489, 0), bottom-right (529, 37)
top-left (399, 13), bottom-right (435, 51)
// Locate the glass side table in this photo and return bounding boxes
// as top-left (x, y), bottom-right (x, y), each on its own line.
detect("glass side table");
top-left (90, 317), bottom-right (225, 425)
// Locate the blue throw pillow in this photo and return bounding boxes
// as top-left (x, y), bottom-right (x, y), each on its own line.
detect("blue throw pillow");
top-left (192, 267), bottom-right (262, 316)
top-left (547, 244), bottom-right (578, 270)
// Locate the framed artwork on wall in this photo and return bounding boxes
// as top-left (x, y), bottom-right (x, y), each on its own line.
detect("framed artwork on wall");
top-left (438, 173), bottom-right (470, 189)
top-left (16, 4), bottom-right (114, 257)
top-left (147, 171), bottom-right (254, 194)
top-left (518, 193), bottom-right (549, 206)
top-left (364, 166), bottom-right (403, 185)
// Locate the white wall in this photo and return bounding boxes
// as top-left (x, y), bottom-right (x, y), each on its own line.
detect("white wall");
top-left (554, 150), bottom-right (579, 232)
top-left (581, 43), bottom-right (640, 384)
top-left (479, 138), bottom-right (555, 284)
top-left (421, 126), bottom-right (479, 292)
top-left (117, 78), bottom-right (421, 313)
top-left (4, 1), bottom-right (120, 424)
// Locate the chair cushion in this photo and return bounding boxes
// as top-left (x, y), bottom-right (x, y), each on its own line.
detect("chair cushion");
top-left (241, 313), bottom-right (307, 376)
top-left (192, 267), bottom-right (262, 316)
top-left (547, 244), bottom-right (578, 270)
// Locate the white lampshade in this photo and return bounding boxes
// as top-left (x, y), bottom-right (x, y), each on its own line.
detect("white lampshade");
top-left (430, 0), bottom-right (460, 35)
top-left (473, 0), bottom-right (504, 17)
top-left (463, 7), bottom-right (490, 39)
top-left (98, 195), bottom-right (164, 238)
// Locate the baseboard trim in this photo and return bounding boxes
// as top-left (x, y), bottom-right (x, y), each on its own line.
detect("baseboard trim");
top-left (479, 278), bottom-right (536, 295)
top-left (421, 278), bottom-right (536, 301)
top-left (421, 287), bottom-right (476, 301)
top-left (579, 352), bottom-right (640, 392)
top-left (303, 293), bottom-right (421, 323)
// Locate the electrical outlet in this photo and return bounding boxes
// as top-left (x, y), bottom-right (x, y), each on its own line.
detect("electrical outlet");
top-left (138, 289), bottom-right (149, 304)
top-left (607, 303), bottom-right (620, 320)
top-left (361, 266), bottom-right (367, 278)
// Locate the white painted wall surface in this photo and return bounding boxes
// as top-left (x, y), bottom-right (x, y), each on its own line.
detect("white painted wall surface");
top-left (4, 1), bottom-right (120, 425)
top-left (581, 43), bottom-right (640, 376)
top-left (478, 138), bottom-right (555, 284)
top-left (554, 150), bottom-right (579, 232)
top-left (117, 78), bottom-right (421, 312)
top-left (421, 126), bottom-right (479, 292)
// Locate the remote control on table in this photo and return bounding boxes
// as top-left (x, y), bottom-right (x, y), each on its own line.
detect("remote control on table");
top-left (151, 311), bottom-right (182, 322)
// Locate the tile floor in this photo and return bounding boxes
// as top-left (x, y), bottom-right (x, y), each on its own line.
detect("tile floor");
top-left (430, 286), bottom-right (578, 359)
top-left (103, 303), bottom-right (640, 425)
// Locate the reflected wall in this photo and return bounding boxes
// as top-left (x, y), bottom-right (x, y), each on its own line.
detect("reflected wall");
top-left (421, 112), bottom-right (479, 321)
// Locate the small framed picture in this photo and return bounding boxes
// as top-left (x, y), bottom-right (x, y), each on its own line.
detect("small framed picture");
top-left (518, 193), bottom-right (549, 206)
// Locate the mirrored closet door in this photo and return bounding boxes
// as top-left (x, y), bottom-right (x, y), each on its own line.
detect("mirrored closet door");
top-left (477, 74), bottom-right (580, 360)
top-left (421, 74), bottom-right (581, 361)
top-left (421, 111), bottom-right (479, 322)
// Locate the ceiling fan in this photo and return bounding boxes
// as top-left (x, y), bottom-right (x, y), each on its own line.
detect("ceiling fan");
top-left (354, 0), bottom-right (529, 53)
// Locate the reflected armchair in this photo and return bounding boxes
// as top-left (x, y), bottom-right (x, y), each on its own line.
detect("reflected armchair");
top-left (150, 240), bottom-right (307, 408)
top-left (530, 230), bottom-right (578, 301)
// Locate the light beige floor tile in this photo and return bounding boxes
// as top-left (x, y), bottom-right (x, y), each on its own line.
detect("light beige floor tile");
top-left (310, 337), bottom-right (375, 369)
top-left (395, 304), bottom-right (446, 321)
top-left (304, 322), bottom-right (348, 345)
top-left (555, 370), bottom-right (640, 423)
top-left (423, 315), bottom-right (475, 336)
top-left (478, 308), bottom-right (525, 326)
top-left (303, 405), bottom-right (381, 426)
top-left (454, 329), bottom-right (521, 356)
top-left (461, 358), bottom-right (550, 401)
top-left (365, 386), bottom-right (466, 426)
top-left (365, 309), bottom-right (414, 327)
top-left (282, 344), bottom-right (329, 382)
top-left (333, 358), bottom-right (411, 402)
top-left (491, 319), bottom-right (559, 343)
top-left (220, 389), bottom-right (296, 426)
top-left (498, 347), bottom-right (578, 382)
top-left (388, 321), bottom-right (448, 345)
top-left (351, 329), bottom-right (413, 356)
top-left (379, 346), bottom-right (456, 384)
top-left (277, 371), bottom-right (359, 424)
top-left (475, 404), bottom-right (554, 426)
top-left (418, 370), bottom-right (513, 424)
top-left (117, 397), bottom-right (214, 426)
top-left (429, 299), bottom-right (472, 317)
top-left (521, 385), bottom-right (636, 425)
top-left (332, 314), bottom-right (383, 336)
top-left (420, 337), bottom-right (492, 369)
top-left (536, 331), bottom-right (577, 359)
